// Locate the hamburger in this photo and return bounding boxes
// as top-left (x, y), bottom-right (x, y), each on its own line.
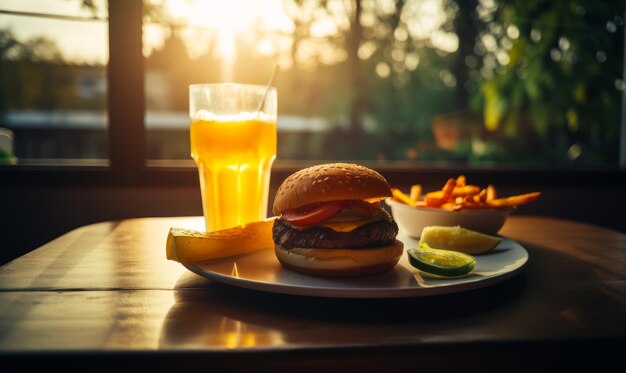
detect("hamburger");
top-left (272, 163), bottom-right (403, 277)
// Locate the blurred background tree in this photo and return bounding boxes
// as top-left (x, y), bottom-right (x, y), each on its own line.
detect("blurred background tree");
top-left (470, 0), bottom-right (624, 164)
top-left (1, 0), bottom-right (623, 164)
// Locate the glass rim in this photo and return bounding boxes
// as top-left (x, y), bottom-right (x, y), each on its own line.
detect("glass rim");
top-left (189, 83), bottom-right (276, 92)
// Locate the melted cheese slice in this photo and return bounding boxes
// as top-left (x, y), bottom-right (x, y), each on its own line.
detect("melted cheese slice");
top-left (319, 219), bottom-right (374, 232)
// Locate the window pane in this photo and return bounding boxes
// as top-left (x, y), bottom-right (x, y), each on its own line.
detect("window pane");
top-left (144, 0), bottom-right (624, 167)
top-left (0, 0), bottom-right (108, 163)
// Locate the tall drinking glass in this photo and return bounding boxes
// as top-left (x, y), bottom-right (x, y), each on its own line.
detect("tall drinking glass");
top-left (189, 83), bottom-right (277, 232)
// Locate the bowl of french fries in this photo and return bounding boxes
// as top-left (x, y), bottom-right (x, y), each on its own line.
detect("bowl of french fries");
top-left (386, 175), bottom-right (541, 237)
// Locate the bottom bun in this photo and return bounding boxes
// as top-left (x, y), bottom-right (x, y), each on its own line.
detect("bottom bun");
top-left (274, 240), bottom-right (404, 277)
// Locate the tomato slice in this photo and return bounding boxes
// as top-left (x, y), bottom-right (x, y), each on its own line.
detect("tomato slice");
top-left (281, 201), bottom-right (346, 227)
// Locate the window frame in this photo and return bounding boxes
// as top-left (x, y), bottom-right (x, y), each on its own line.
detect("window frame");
top-left (0, 0), bottom-right (625, 190)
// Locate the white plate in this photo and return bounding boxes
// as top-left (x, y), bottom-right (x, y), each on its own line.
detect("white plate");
top-left (184, 235), bottom-right (528, 298)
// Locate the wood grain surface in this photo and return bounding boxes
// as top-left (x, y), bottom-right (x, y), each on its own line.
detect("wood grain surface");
top-left (1, 216), bottom-right (624, 371)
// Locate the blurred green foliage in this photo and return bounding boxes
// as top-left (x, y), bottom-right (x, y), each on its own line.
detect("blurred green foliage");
top-left (471, 0), bottom-right (624, 165)
top-left (0, 0), bottom-right (623, 165)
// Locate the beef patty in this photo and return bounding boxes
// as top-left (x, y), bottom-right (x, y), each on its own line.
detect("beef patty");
top-left (272, 217), bottom-right (398, 249)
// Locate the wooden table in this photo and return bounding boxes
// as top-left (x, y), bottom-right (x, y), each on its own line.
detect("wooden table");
top-left (1, 216), bottom-right (624, 372)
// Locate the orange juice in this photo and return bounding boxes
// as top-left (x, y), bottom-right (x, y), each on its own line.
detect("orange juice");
top-left (190, 116), bottom-right (276, 232)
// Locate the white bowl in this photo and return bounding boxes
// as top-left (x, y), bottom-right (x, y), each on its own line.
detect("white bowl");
top-left (385, 198), bottom-right (512, 238)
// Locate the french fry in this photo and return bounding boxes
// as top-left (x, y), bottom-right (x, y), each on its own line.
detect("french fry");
top-left (441, 178), bottom-right (456, 199)
top-left (425, 185), bottom-right (480, 201)
top-left (451, 185), bottom-right (481, 197)
top-left (410, 184), bottom-right (422, 202)
top-left (391, 188), bottom-right (417, 207)
top-left (455, 194), bottom-right (479, 209)
top-left (456, 175), bottom-right (466, 187)
top-left (425, 178), bottom-right (457, 207)
top-left (463, 195), bottom-right (477, 205)
top-left (473, 188), bottom-right (487, 203)
top-left (439, 202), bottom-right (458, 211)
top-left (424, 193), bottom-right (439, 206)
top-left (486, 184), bottom-right (497, 201)
top-left (486, 192), bottom-right (541, 208)
top-left (460, 201), bottom-right (486, 209)
top-left (391, 176), bottom-right (540, 211)
top-left (425, 193), bottom-right (444, 206)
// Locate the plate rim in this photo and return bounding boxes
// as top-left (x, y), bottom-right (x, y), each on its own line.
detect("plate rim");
top-left (184, 239), bottom-right (528, 298)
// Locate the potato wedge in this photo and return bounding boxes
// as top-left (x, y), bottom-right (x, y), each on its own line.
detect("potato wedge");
top-left (166, 218), bottom-right (276, 263)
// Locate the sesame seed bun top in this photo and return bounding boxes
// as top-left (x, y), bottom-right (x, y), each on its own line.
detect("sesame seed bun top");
top-left (272, 163), bottom-right (393, 215)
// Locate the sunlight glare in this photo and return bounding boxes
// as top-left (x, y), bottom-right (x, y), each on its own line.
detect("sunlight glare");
top-left (166, 0), bottom-right (258, 59)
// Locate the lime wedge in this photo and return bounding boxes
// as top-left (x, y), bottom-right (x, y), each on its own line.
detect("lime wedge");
top-left (407, 244), bottom-right (476, 277)
top-left (419, 226), bottom-right (502, 255)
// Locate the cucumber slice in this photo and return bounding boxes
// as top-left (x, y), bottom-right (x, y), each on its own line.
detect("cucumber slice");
top-left (407, 245), bottom-right (476, 277)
